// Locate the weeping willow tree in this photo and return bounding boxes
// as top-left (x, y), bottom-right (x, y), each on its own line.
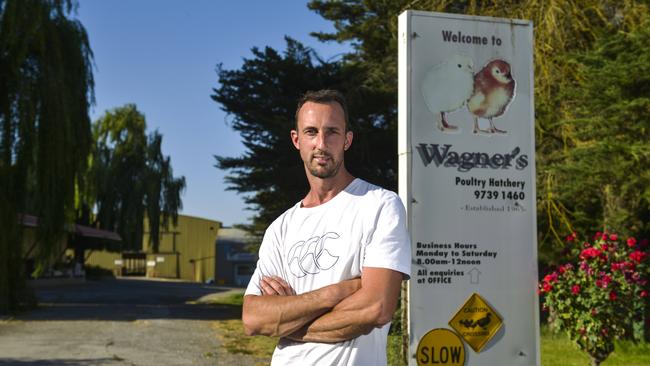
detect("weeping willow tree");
top-left (0, 0), bottom-right (93, 313)
top-left (144, 132), bottom-right (185, 253)
top-left (83, 105), bottom-right (186, 253)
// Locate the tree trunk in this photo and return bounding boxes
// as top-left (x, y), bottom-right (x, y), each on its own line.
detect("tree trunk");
top-left (0, 207), bottom-right (24, 314)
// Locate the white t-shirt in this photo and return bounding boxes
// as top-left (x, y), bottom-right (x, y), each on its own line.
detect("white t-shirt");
top-left (245, 178), bottom-right (411, 366)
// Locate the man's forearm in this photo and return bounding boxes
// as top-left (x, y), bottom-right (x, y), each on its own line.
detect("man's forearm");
top-left (242, 278), bottom-right (360, 337)
top-left (287, 297), bottom-right (380, 343)
top-left (287, 268), bottom-right (403, 343)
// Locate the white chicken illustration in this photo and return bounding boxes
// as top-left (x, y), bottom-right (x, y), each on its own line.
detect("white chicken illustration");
top-left (421, 54), bottom-right (474, 132)
top-left (467, 59), bottom-right (516, 134)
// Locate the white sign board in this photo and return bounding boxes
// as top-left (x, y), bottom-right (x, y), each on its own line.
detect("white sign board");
top-left (156, 256), bottom-right (165, 263)
top-left (398, 11), bottom-right (539, 366)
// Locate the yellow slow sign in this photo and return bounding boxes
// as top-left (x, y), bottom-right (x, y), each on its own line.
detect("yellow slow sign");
top-left (416, 328), bottom-right (465, 366)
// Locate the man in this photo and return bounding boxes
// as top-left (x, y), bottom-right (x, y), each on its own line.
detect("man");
top-left (242, 89), bottom-right (411, 365)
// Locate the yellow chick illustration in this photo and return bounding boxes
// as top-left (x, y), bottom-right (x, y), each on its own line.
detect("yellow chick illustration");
top-left (467, 59), bottom-right (516, 134)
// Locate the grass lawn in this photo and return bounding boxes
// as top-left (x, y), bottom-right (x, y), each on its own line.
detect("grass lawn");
top-left (207, 291), bottom-right (650, 366)
top-left (540, 327), bottom-right (650, 366)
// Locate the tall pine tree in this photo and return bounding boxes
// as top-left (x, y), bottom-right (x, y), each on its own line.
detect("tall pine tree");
top-left (212, 38), bottom-right (397, 248)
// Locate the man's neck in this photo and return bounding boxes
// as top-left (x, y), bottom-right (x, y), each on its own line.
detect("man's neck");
top-left (302, 169), bottom-right (355, 208)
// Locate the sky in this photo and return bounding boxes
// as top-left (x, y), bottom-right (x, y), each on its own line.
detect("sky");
top-left (75, 1), bottom-right (350, 227)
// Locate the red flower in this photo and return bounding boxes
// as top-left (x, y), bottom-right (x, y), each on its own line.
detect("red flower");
top-left (623, 261), bottom-right (636, 270)
top-left (571, 285), bottom-right (580, 294)
top-left (558, 263), bottom-right (574, 275)
top-left (543, 272), bottom-right (559, 284)
top-left (609, 291), bottom-right (617, 301)
top-left (595, 279), bottom-right (603, 288)
top-left (542, 282), bottom-right (553, 292)
top-left (630, 251), bottom-right (647, 263)
top-left (580, 247), bottom-right (601, 260)
top-left (627, 237), bottom-right (637, 248)
top-left (601, 275), bottom-right (612, 287)
top-left (594, 232), bottom-right (603, 240)
top-left (609, 234), bottom-right (618, 241)
top-left (640, 291), bottom-right (648, 298)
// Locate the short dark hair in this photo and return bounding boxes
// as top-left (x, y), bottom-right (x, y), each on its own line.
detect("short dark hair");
top-left (294, 89), bottom-right (349, 131)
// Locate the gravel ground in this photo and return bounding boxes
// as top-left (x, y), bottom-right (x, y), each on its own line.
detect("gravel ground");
top-left (0, 278), bottom-right (256, 366)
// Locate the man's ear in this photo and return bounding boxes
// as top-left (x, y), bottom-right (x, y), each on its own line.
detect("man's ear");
top-left (291, 130), bottom-right (300, 150)
top-left (344, 130), bottom-right (353, 151)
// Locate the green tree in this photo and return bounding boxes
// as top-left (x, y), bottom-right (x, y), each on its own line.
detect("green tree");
top-left (82, 104), bottom-right (185, 253)
top-left (547, 20), bottom-right (650, 242)
top-left (0, 0), bottom-right (93, 313)
top-left (144, 131), bottom-right (185, 253)
top-left (212, 38), bottom-right (397, 247)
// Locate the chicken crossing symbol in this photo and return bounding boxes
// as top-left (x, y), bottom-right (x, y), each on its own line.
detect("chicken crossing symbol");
top-left (449, 293), bottom-right (503, 353)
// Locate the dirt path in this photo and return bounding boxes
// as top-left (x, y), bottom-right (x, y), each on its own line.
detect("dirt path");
top-left (0, 278), bottom-right (257, 366)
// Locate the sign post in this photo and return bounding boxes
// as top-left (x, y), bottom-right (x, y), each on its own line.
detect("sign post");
top-left (398, 11), bottom-right (539, 366)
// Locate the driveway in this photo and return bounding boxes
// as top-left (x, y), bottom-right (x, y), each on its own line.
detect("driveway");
top-left (0, 278), bottom-right (256, 365)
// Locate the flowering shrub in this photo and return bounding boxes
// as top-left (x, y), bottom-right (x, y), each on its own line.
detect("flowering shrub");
top-left (539, 232), bottom-right (648, 366)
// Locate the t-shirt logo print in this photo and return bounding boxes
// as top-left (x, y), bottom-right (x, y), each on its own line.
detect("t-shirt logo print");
top-left (287, 232), bottom-right (340, 278)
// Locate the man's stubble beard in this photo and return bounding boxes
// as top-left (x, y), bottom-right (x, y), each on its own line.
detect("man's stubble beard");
top-left (306, 151), bottom-right (344, 179)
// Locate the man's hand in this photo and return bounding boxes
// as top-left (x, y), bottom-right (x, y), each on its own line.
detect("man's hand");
top-left (260, 276), bottom-right (295, 296)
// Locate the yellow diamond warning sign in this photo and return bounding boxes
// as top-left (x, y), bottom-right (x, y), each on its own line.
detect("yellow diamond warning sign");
top-left (448, 293), bottom-right (503, 353)
top-left (416, 328), bottom-right (465, 366)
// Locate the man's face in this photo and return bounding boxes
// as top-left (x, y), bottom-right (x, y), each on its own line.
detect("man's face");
top-left (291, 101), bottom-right (353, 179)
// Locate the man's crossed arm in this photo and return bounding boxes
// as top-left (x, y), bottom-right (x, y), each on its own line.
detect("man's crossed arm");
top-left (242, 267), bottom-right (404, 343)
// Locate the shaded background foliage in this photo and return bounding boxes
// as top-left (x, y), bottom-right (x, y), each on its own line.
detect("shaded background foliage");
top-left (0, 0), bottom-right (93, 312)
top-left (542, 23), bottom-right (650, 265)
